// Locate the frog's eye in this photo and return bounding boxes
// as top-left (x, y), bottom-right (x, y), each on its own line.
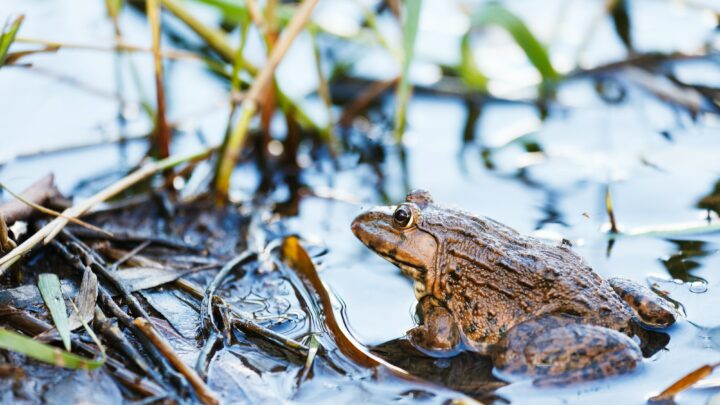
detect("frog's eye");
top-left (392, 204), bottom-right (414, 228)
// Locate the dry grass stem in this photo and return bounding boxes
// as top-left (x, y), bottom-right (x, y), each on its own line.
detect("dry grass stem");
top-left (0, 183), bottom-right (112, 236)
top-left (147, 0), bottom-right (171, 159)
top-left (15, 37), bottom-right (200, 61)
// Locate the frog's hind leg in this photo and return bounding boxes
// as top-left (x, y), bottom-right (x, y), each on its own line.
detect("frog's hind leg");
top-left (609, 278), bottom-right (677, 328)
top-left (493, 316), bottom-right (642, 386)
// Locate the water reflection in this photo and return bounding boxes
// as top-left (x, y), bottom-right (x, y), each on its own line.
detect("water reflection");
top-left (697, 179), bottom-right (720, 221)
top-left (659, 239), bottom-right (713, 284)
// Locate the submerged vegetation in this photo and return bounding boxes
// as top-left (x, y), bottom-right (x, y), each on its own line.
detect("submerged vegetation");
top-left (0, 0), bottom-right (719, 403)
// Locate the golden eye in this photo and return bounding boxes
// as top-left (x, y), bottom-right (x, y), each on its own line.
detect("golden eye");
top-left (392, 205), bottom-right (414, 228)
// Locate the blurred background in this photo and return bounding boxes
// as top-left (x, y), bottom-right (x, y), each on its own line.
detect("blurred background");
top-left (1, 0), bottom-right (719, 403)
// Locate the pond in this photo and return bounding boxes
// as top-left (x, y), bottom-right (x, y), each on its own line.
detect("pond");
top-left (1, 0), bottom-right (719, 404)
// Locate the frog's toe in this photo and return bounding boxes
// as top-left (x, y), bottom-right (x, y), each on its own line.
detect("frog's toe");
top-left (407, 299), bottom-right (460, 355)
top-left (407, 323), bottom-right (459, 354)
top-left (609, 277), bottom-right (677, 328)
top-left (494, 319), bottom-right (642, 386)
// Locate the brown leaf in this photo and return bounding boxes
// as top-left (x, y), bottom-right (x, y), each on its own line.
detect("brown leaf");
top-left (68, 267), bottom-right (98, 331)
top-left (281, 236), bottom-right (404, 371)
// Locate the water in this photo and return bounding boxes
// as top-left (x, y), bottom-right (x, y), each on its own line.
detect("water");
top-left (1, 0), bottom-right (719, 403)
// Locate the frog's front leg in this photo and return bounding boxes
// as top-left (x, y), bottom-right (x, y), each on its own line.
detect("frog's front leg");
top-left (406, 296), bottom-right (460, 354)
top-left (609, 278), bottom-right (677, 328)
top-left (493, 315), bottom-right (642, 385)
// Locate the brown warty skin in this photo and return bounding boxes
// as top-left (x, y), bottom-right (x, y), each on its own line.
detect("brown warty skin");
top-left (351, 189), bottom-right (677, 385)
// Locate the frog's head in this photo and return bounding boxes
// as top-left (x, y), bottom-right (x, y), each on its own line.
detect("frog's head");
top-left (351, 190), bottom-right (438, 285)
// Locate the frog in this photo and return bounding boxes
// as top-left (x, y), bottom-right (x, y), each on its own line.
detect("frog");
top-left (351, 189), bottom-right (677, 385)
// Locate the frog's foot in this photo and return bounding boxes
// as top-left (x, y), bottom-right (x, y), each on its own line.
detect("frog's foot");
top-left (493, 316), bottom-right (642, 386)
top-left (609, 277), bottom-right (677, 328)
top-left (407, 297), bottom-right (460, 355)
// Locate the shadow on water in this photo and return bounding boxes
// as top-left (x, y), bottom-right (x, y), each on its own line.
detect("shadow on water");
top-left (372, 338), bottom-right (508, 404)
top-left (697, 179), bottom-right (720, 221)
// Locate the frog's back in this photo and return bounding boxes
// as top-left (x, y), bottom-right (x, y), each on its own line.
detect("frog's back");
top-left (421, 207), bottom-right (633, 344)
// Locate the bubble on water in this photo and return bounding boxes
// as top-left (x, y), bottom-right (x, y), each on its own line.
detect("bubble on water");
top-left (688, 280), bottom-right (708, 293)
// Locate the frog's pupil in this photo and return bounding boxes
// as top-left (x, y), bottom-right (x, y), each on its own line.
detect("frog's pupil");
top-left (394, 208), bottom-right (410, 224)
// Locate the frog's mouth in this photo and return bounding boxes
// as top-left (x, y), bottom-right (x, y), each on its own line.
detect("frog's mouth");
top-left (383, 255), bottom-right (427, 282)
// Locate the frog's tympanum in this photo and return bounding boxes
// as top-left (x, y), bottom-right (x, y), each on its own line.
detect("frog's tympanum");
top-left (351, 190), bottom-right (677, 385)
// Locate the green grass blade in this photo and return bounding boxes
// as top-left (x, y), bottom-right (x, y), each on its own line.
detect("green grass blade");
top-left (189, 0), bottom-right (249, 26)
top-left (359, 2), bottom-right (402, 62)
top-left (161, 0), bottom-right (245, 68)
top-left (38, 273), bottom-right (71, 351)
top-left (0, 328), bottom-right (103, 370)
top-left (104, 0), bottom-right (124, 20)
top-left (470, 3), bottom-right (559, 83)
top-left (393, 0), bottom-right (422, 141)
top-left (310, 27), bottom-right (336, 149)
top-left (459, 33), bottom-right (487, 91)
top-left (0, 15), bottom-right (24, 68)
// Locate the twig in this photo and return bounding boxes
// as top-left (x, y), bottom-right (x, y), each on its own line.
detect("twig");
top-left (68, 227), bottom-right (202, 252)
top-left (93, 306), bottom-right (155, 381)
top-left (193, 251), bottom-right (256, 380)
top-left (134, 317), bottom-right (219, 405)
top-left (0, 148), bottom-right (212, 274)
top-left (195, 330), bottom-right (222, 380)
top-left (200, 251), bottom-right (255, 340)
top-left (567, 50), bottom-right (714, 78)
top-left (175, 278), bottom-right (309, 357)
top-left (109, 240), bottom-right (152, 270)
top-left (232, 318), bottom-right (309, 357)
top-left (0, 131), bottom-right (164, 168)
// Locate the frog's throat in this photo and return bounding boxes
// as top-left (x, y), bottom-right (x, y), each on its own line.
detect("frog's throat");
top-left (383, 255), bottom-right (427, 282)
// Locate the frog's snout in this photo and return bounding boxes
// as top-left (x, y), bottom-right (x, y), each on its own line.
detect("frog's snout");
top-left (350, 210), bottom-right (377, 243)
top-left (350, 215), bottom-right (364, 238)
top-left (350, 207), bottom-right (395, 248)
